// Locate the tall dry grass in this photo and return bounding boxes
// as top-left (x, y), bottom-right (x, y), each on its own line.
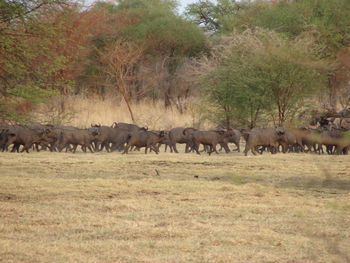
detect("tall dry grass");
top-left (36, 96), bottom-right (209, 129)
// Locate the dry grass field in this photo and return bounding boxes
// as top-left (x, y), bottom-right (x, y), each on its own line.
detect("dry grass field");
top-left (0, 149), bottom-right (350, 263)
top-left (35, 96), bottom-right (203, 130)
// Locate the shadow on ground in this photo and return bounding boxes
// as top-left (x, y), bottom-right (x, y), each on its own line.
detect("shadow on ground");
top-left (222, 173), bottom-right (350, 192)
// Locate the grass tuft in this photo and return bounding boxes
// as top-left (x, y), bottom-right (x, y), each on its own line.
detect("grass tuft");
top-left (225, 173), bottom-right (245, 185)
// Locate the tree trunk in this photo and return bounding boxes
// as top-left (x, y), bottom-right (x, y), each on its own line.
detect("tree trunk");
top-left (328, 74), bottom-right (341, 111)
top-left (223, 106), bottom-right (231, 128)
top-left (164, 86), bottom-right (172, 108)
top-left (122, 93), bottom-right (135, 123)
top-left (119, 85), bottom-right (135, 123)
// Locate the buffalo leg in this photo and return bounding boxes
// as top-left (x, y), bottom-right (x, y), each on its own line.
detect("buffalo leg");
top-left (193, 142), bottom-right (200, 155)
top-left (171, 142), bottom-right (179, 153)
top-left (72, 145), bottom-right (78, 153)
top-left (122, 144), bottom-right (130, 154)
top-left (233, 142), bottom-right (240, 152)
top-left (150, 144), bottom-right (159, 154)
top-left (220, 142), bottom-right (230, 153)
top-left (21, 143), bottom-right (32, 153)
top-left (87, 145), bottom-right (94, 153)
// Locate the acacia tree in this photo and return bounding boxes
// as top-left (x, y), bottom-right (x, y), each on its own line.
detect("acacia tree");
top-left (185, 0), bottom-right (253, 33)
top-left (83, 0), bottom-right (207, 107)
top-left (187, 0), bottom-right (350, 112)
top-left (98, 40), bottom-right (143, 123)
top-left (196, 29), bottom-right (333, 127)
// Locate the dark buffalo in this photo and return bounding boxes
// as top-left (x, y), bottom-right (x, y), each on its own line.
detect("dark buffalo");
top-left (43, 125), bottom-right (79, 152)
top-left (111, 122), bottom-right (147, 133)
top-left (5, 125), bottom-right (54, 153)
top-left (92, 123), bottom-right (146, 152)
top-left (123, 130), bottom-right (166, 154)
top-left (109, 128), bottom-right (133, 152)
top-left (0, 127), bottom-right (8, 144)
top-left (184, 128), bottom-right (236, 155)
top-left (318, 127), bottom-right (349, 155)
top-left (156, 132), bottom-right (173, 152)
top-left (0, 127), bottom-right (11, 151)
top-left (58, 128), bottom-right (99, 153)
top-left (218, 128), bottom-right (241, 153)
top-left (89, 124), bottom-right (116, 152)
top-left (244, 127), bottom-right (286, 156)
top-left (107, 122), bottom-right (149, 152)
top-left (169, 127), bottom-right (197, 153)
top-left (292, 127), bottom-right (321, 153)
top-left (278, 129), bottom-right (304, 153)
top-left (24, 123), bottom-right (65, 152)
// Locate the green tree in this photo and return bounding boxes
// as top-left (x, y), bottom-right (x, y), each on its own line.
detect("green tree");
top-left (0, 0), bottom-right (102, 123)
top-left (185, 0), bottom-right (254, 33)
top-left (0, 0), bottom-right (77, 122)
top-left (186, 0), bottom-right (350, 48)
top-left (197, 29), bottom-right (332, 127)
top-left (187, 0), bottom-right (350, 111)
top-left (83, 0), bottom-right (208, 108)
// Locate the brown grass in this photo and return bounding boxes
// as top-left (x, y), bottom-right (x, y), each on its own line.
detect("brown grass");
top-left (35, 96), bottom-right (205, 129)
top-left (0, 149), bottom-right (350, 263)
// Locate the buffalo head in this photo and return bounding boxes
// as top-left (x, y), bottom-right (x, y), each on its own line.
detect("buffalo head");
top-left (275, 126), bottom-right (285, 136)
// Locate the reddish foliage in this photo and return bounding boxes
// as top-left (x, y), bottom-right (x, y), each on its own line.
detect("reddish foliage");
top-left (15, 101), bottom-right (34, 113)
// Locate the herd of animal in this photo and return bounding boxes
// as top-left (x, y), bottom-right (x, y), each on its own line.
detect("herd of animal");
top-left (0, 121), bottom-right (349, 155)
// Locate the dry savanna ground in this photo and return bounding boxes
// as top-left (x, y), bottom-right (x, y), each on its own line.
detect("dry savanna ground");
top-left (0, 148), bottom-right (350, 263)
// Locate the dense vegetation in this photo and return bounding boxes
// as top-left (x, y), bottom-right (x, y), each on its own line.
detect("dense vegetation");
top-left (187, 0), bottom-right (350, 127)
top-left (1, 0), bottom-right (349, 126)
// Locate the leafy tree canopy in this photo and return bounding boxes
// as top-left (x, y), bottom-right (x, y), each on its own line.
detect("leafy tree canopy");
top-left (186, 0), bottom-right (350, 55)
top-left (94, 0), bottom-right (208, 58)
top-left (198, 29), bottom-right (332, 127)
